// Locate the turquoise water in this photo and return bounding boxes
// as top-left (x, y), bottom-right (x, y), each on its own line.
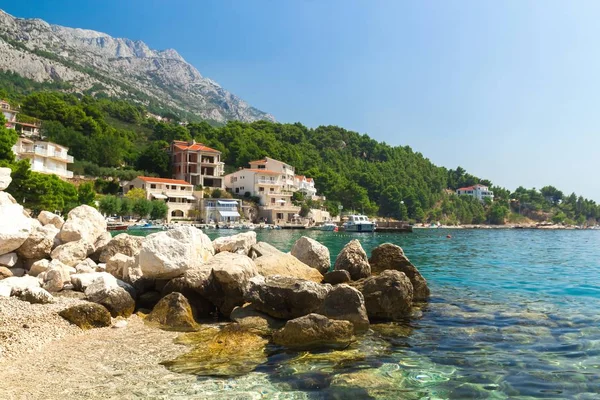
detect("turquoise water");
top-left (156, 229), bottom-right (600, 398)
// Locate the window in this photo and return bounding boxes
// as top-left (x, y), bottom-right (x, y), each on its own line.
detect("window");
top-left (271, 198), bottom-right (275, 204)
top-left (129, 185), bottom-right (134, 190)
top-left (259, 187), bottom-right (265, 192)
top-left (150, 184), bottom-right (156, 189)
top-left (235, 188), bottom-right (239, 194)
top-left (277, 213), bottom-right (284, 219)
top-left (270, 188), bottom-right (274, 192)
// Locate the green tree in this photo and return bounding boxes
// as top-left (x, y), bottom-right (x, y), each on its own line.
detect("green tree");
top-left (99, 195), bottom-right (121, 216)
top-left (118, 197), bottom-right (133, 217)
top-left (0, 117), bottom-right (18, 162)
top-left (487, 202), bottom-right (509, 225)
top-left (77, 182), bottom-right (96, 206)
top-left (126, 188), bottom-right (147, 201)
top-left (135, 140), bottom-right (170, 177)
top-left (132, 198), bottom-right (152, 218)
top-left (149, 200), bottom-right (168, 220)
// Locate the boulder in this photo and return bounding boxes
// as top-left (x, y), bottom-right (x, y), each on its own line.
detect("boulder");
top-left (0, 167), bottom-right (11, 190)
top-left (0, 275), bottom-right (40, 295)
top-left (290, 236), bottom-right (331, 274)
top-left (0, 285), bottom-right (11, 297)
top-left (0, 198), bottom-right (34, 255)
top-left (146, 292), bottom-right (199, 331)
top-left (248, 242), bottom-right (280, 259)
top-left (29, 259), bottom-right (50, 277)
top-left (17, 224), bottom-right (59, 260)
top-left (0, 252), bottom-right (18, 267)
top-left (254, 253), bottom-right (323, 283)
top-left (43, 268), bottom-right (65, 292)
top-left (212, 231), bottom-right (257, 255)
top-left (75, 258), bottom-right (97, 274)
top-left (245, 275), bottom-right (331, 319)
top-left (85, 277), bottom-right (135, 318)
top-left (369, 243), bottom-right (430, 301)
top-left (137, 291), bottom-right (162, 310)
top-left (59, 303), bottom-right (112, 329)
top-left (98, 233), bottom-right (144, 263)
top-left (204, 252), bottom-right (259, 316)
top-left (37, 210), bottom-right (64, 229)
top-left (106, 253), bottom-right (136, 281)
top-left (230, 303), bottom-right (285, 336)
top-left (8, 267), bottom-right (25, 277)
top-left (71, 272), bottom-right (117, 292)
top-left (352, 270), bottom-right (413, 321)
top-left (0, 266), bottom-right (12, 280)
top-left (59, 205), bottom-right (107, 244)
top-left (334, 240), bottom-right (371, 280)
top-left (161, 269), bottom-right (215, 319)
top-left (50, 240), bottom-right (94, 267)
top-left (89, 231), bottom-right (112, 261)
top-left (138, 226), bottom-right (214, 279)
top-left (322, 270), bottom-right (351, 285)
top-left (19, 287), bottom-right (54, 304)
top-left (272, 313), bottom-right (355, 350)
top-left (318, 284), bottom-right (369, 333)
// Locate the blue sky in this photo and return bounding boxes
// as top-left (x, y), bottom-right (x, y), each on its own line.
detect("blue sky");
top-left (2, 1), bottom-right (599, 200)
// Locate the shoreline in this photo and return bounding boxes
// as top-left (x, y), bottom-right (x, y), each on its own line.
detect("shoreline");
top-left (412, 224), bottom-right (590, 230)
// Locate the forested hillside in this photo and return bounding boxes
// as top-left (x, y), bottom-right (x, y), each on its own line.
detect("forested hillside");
top-left (1, 70), bottom-right (599, 225)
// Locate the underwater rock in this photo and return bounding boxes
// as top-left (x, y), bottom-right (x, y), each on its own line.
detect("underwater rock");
top-left (273, 313), bottom-right (355, 350)
top-left (58, 303), bottom-right (111, 329)
top-left (146, 292), bottom-right (199, 331)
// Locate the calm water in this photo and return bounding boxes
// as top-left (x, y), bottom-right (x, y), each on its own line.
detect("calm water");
top-left (150, 229), bottom-right (600, 398)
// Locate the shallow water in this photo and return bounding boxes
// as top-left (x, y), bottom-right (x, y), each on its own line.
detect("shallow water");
top-left (154, 229), bottom-right (600, 398)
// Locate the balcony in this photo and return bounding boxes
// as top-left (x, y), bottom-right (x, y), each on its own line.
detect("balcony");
top-left (257, 179), bottom-right (281, 185)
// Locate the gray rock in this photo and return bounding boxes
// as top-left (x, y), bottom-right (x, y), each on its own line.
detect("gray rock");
top-left (98, 233), bottom-right (144, 263)
top-left (334, 240), bottom-right (371, 280)
top-left (74, 258), bottom-right (97, 274)
top-left (290, 236), bottom-right (331, 274)
top-left (318, 284), bottom-right (369, 333)
top-left (70, 271), bottom-right (117, 292)
top-left (352, 270), bottom-right (414, 321)
top-left (0, 275), bottom-right (40, 295)
top-left (0, 252), bottom-right (18, 267)
top-left (248, 242), bottom-right (280, 259)
top-left (8, 267), bottom-right (25, 277)
top-left (212, 231), bottom-right (257, 255)
top-left (254, 253), bottom-right (323, 283)
top-left (85, 278), bottom-right (135, 318)
top-left (230, 303), bottom-right (285, 335)
top-left (28, 259), bottom-right (50, 277)
top-left (42, 268), bottom-right (64, 292)
top-left (273, 314), bottom-right (355, 350)
top-left (17, 224), bottom-right (59, 259)
top-left (37, 210), bottom-right (64, 229)
top-left (19, 286), bottom-right (54, 304)
top-left (59, 205), bottom-right (107, 244)
top-left (50, 239), bottom-right (94, 267)
top-left (322, 270), bottom-right (351, 285)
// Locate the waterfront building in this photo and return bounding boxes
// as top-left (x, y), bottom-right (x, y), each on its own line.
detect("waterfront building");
top-left (12, 137), bottom-right (74, 179)
top-left (199, 198), bottom-right (242, 224)
top-left (170, 140), bottom-right (225, 189)
top-left (2, 100), bottom-right (42, 137)
top-left (294, 175), bottom-right (317, 197)
top-left (124, 176), bottom-right (200, 222)
top-left (456, 184), bottom-right (494, 202)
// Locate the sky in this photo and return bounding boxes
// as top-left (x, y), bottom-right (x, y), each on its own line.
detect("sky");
top-left (2, 0), bottom-right (600, 200)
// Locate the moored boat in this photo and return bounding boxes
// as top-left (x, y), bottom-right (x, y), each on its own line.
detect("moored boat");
top-left (342, 215), bottom-right (376, 232)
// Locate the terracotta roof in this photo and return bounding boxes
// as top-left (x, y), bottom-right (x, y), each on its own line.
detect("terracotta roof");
top-left (137, 176), bottom-right (192, 185)
top-left (173, 142), bottom-right (220, 153)
top-left (295, 175), bottom-right (305, 180)
top-left (245, 169), bottom-right (281, 175)
top-left (249, 159), bottom-right (267, 164)
top-left (457, 186), bottom-right (474, 191)
top-left (306, 178), bottom-right (314, 182)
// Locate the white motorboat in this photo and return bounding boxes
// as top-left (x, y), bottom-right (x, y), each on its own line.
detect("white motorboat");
top-left (342, 215), bottom-right (376, 232)
top-left (319, 222), bottom-right (338, 231)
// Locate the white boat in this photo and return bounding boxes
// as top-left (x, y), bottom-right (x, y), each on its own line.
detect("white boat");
top-left (319, 222), bottom-right (338, 231)
top-left (342, 215), bottom-right (376, 232)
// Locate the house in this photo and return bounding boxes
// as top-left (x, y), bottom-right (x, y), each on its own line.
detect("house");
top-left (2, 100), bottom-right (42, 137)
top-left (456, 184), bottom-right (494, 202)
top-left (124, 176), bottom-right (200, 222)
top-left (295, 175), bottom-right (317, 197)
top-left (170, 140), bottom-right (224, 189)
top-left (249, 157), bottom-right (296, 191)
top-left (12, 137), bottom-right (74, 179)
top-left (199, 198), bottom-right (242, 224)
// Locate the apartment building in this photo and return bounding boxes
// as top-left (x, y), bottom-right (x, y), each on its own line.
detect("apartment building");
top-left (456, 184), bottom-right (494, 202)
top-left (2, 100), bottom-right (42, 137)
top-left (171, 140), bottom-right (224, 189)
top-left (12, 137), bottom-right (74, 179)
top-left (199, 198), bottom-right (242, 224)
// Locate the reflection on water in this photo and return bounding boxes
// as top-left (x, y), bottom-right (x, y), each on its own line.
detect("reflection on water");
top-left (163, 229), bottom-right (600, 398)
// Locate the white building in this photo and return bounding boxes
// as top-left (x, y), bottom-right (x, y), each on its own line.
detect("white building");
top-left (456, 184), bottom-right (494, 202)
top-left (12, 137), bottom-right (74, 179)
top-left (199, 198), bottom-right (242, 224)
top-left (248, 157), bottom-right (296, 191)
top-left (2, 100), bottom-right (41, 137)
top-left (294, 175), bottom-right (317, 197)
top-left (124, 176), bottom-right (199, 222)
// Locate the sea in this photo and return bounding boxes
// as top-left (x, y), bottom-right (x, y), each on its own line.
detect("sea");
top-left (138, 228), bottom-right (600, 398)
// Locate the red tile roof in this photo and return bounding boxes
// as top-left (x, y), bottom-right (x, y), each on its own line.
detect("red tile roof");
top-left (137, 176), bottom-right (192, 185)
top-left (173, 141), bottom-right (220, 153)
top-left (245, 169), bottom-right (281, 175)
top-left (249, 159), bottom-right (267, 164)
top-left (306, 178), bottom-right (314, 182)
top-left (457, 184), bottom-right (486, 191)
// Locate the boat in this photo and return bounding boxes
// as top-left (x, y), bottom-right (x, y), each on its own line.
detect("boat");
top-left (319, 222), bottom-right (338, 231)
top-left (107, 223), bottom-right (128, 232)
top-left (127, 222), bottom-right (167, 232)
top-left (342, 215), bottom-right (376, 232)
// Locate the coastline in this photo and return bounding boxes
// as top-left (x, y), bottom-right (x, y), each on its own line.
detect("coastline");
top-left (412, 224), bottom-right (588, 230)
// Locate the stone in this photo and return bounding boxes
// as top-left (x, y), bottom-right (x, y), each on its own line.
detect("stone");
top-left (89, 231), bottom-right (112, 261)
top-left (50, 239), bottom-right (94, 267)
top-left (0, 167), bottom-right (12, 190)
top-left (59, 205), bottom-right (107, 244)
top-left (0, 198), bottom-right (34, 256)
top-left (0, 275), bottom-right (40, 295)
top-left (85, 278), bottom-right (135, 318)
top-left (254, 253), bottom-right (323, 283)
top-left (28, 259), bottom-right (50, 277)
top-left (161, 270), bottom-right (215, 319)
top-left (248, 242), bottom-right (280, 259)
top-left (59, 303), bottom-right (112, 329)
top-left (0, 266), bottom-right (12, 280)
top-left (352, 270), bottom-right (414, 321)
top-left (230, 303), bottom-right (285, 336)
top-left (0, 252), bottom-right (18, 267)
top-left (137, 291), bottom-right (162, 309)
top-left (43, 268), bottom-right (64, 292)
top-left (19, 286), bottom-right (54, 304)
top-left (98, 233), bottom-right (144, 263)
top-left (138, 226), bottom-right (214, 279)
top-left (334, 239), bottom-right (371, 280)
top-left (290, 236), bottom-right (331, 274)
top-left (212, 231), bottom-right (257, 255)
top-left (369, 243), bottom-right (430, 301)
top-left (106, 253), bottom-right (136, 280)
top-left (161, 324), bottom-right (268, 377)
top-left (75, 258), bottom-right (97, 274)
top-left (273, 313), bottom-right (355, 350)
top-left (37, 210), bottom-right (65, 229)
top-left (323, 270), bottom-right (351, 285)
top-left (318, 284), bottom-right (369, 333)
top-left (71, 271), bottom-right (117, 292)
top-left (17, 224), bottom-right (59, 260)
top-left (0, 285), bottom-right (11, 297)
top-left (245, 275), bottom-right (331, 319)
top-left (146, 292), bottom-right (199, 331)
top-left (8, 267), bottom-right (25, 277)
top-left (204, 252), bottom-right (259, 316)
top-left (112, 319), bottom-right (128, 329)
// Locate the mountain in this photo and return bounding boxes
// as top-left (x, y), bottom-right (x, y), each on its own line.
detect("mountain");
top-left (0, 9), bottom-right (274, 123)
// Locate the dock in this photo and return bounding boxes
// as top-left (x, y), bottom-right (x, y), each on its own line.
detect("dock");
top-left (280, 224), bottom-right (307, 229)
top-left (375, 221), bottom-right (413, 233)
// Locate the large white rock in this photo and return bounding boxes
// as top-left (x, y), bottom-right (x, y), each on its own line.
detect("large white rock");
top-left (17, 224), bottom-right (60, 259)
top-left (212, 231), bottom-right (257, 255)
top-left (75, 258), bottom-right (97, 274)
top-left (42, 260), bottom-right (73, 292)
top-left (71, 272), bottom-right (117, 292)
top-left (59, 205), bottom-right (107, 244)
top-left (0, 252), bottom-right (18, 268)
top-left (29, 259), bottom-right (50, 277)
top-left (0, 275), bottom-right (41, 295)
top-left (290, 236), bottom-right (331, 274)
top-left (98, 233), bottom-right (144, 263)
top-left (0, 167), bottom-right (11, 191)
top-left (106, 253), bottom-right (136, 281)
top-left (37, 210), bottom-right (65, 229)
top-left (0, 285), bottom-right (11, 297)
top-left (138, 226), bottom-right (214, 279)
top-left (0, 199), bottom-right (34, 256)
top-left (20, 286), bottom-right (54, 304)
top-left (50, 239), bottom-right (94, 267)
